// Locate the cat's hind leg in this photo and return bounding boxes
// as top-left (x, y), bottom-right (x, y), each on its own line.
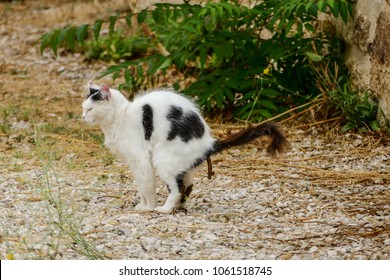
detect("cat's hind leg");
top-left (178, 171), bottom-right (195, 210)
top-left (154, 172), bottom-right (186, 214)
top-left (155, 170), bottom-right (196, 213)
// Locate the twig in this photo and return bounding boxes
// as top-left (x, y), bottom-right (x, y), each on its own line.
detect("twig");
top-left (141, 23), bottom-right (170, 56)
top-left (293, 116), bottom-right (342, 129)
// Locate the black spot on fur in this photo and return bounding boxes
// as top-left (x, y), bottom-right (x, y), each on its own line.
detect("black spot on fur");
top-left (176, 172), bottom-right (193, 204)
top-left (180, 184), bottom-right (193, 204)
top-left (87, 88), bottom-right (103, 101)
top-left (142, 104), bottom-right (154, 140)
top-left (167, 106), bottom-right (205, 142)
top-left (176, 173), bottom-right (185, 193)
top-left (167, 106), bottom-right (183, 120)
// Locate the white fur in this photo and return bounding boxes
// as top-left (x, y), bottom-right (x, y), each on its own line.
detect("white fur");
top-left (82, 83), bottom-right (215, 213)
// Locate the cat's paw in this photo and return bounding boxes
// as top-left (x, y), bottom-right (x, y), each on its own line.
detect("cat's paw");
top-left (134, 204), bottom-right (154, 212)
top-left (154, 206), bottom-right (174, 214)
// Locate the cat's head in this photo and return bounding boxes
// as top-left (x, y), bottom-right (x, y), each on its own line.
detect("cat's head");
top-left (82, 81), bottom-right (113, 124)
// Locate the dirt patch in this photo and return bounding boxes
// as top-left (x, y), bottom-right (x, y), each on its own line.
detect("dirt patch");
top-left (0, 1), bottom-right (389, 260)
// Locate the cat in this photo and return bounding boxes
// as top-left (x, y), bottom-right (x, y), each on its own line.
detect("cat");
top-left (82, 81), bottom-right (290, 213)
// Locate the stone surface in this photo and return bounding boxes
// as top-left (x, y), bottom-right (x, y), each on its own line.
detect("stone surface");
top-left (339, 0), bottom-right (390, 126)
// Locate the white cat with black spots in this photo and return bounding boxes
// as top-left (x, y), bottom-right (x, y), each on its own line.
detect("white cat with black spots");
top-left (82, 81), bottom-right (290, 213)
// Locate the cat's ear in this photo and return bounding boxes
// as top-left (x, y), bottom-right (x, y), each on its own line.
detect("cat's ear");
top-left (99, 83), bottom-right (111, 100)
top-left (88, 80), bottom-right (98, 89)
top-left (86, 80), bottom-right (100, 98)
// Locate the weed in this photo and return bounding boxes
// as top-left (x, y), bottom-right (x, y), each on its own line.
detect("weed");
top-left (39, 0), bottom-right (354, 123)
top-left (102, 154), bottom-right (115, 166)
top-left (0, 122), bottom-right (11, 134)
top-left (309, 56), bottom-right (381, 132)
top-left (42, 123), bottom-right (66, 134)
top-left (1, 104), bottom-right (20, 120)
top-left (33, 123), bottom-right (109, 260)
top-left (88, 131), bottom-right (105, 145)
top-left (329, 86), bottom-right (379, 132)
top-left (84, 30), bottom-right (149, 62)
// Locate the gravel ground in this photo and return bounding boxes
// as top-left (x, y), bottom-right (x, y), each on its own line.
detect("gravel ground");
top-left (0, 0), bottom-right (389, 260)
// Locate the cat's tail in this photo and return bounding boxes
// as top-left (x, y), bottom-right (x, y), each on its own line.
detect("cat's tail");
top-left (211, 122), bottom-right (290, 157)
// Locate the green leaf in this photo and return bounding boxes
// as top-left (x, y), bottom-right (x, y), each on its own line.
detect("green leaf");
top-left (223, 87), bottom-right (234, 102)
top-left (327, 0), bottom-right (335, 9)
top-left (342, 123), bottom-right (354, 132)
top-left (50, 29), bottom-right (60, 56)
top-left (125, 14), bottom-right (133, 27)
top-left (220, 2), bottom-right (233, 17)
top-left (261, 88), bottom-right (282, 98)
top-left (305, 2), bottom-right (313, 13)
top-left (101, 65), bottom-right (121, 78)
top-left (76, 24), bottom-right (88, 44)
top-left (112, 70), bottom-right (120, 80)
top-left (173, 82), bottom-right (180, 91)
top-left (317, 0), bottom-right (325, 12)
top-left (347, 1), bottom-right (354, 18)
top-left (306, 52), bottom-right (323, 62)
top-left (214, 89), bottom-right (225, 108)
top-left (199, 45), bottom-right (208, 69)
top-left (226, 77), bottom-right (239, 90)
top-left (329, 0), bottom-right (339, 18)
top-left (339, 2), bottom-right (349, 22)
top-left (137, 9), bottom-right (148, 25)
top-left (304, 23), bottom-right (315, 33)
top-left (210, 5), bottom-right (217, 28)
top-left (261, 99), bottom-right (278, 111)
top-left (57, 28), bottom-right (68, 44)
top-left (66, 27), bottom-right (76, 49)
top-left (259, 108), bottom-right (272, 119)
top-left (285, 20), bottom-right (295, 35)
top-left (370, 120), bottom-right (380, 131)
top-left (124, 69), bottom-right (133, 89)
top-left (157, 57), bottom-right (172, 72)
top-left (39, 33), bottom-right (51, 54)
top-left (137, 65), bottom-right (144, 78)
top-left (180, 23), bottom-right (200, 34)
top-left (92, 20), bottom-right (103, 41)
top-left (109, 16), bottom-right (117, 34)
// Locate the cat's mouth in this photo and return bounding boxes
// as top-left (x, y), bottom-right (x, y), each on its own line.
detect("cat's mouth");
top-left (82, 115), bottom-right (95, 123)
top-left (82, 108), bottom-right (94, 123)
top-left (83, 117), bottom-right (95, 124)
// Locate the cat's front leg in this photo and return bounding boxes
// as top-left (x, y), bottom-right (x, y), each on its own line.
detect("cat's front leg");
top-left (134, 184), bottom-right (157, 212)
top-left (131, 162), bottom-right (157, 212)
top-left (134, 198), bottom-right (151, 212)
top-left (134, 187), bottom-right (157, 212)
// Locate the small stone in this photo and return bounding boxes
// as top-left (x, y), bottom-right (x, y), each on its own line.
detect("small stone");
top-left (11, 121), bottom-right (30, 130)
top-left (309, 246), bottom-right (318, 253)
